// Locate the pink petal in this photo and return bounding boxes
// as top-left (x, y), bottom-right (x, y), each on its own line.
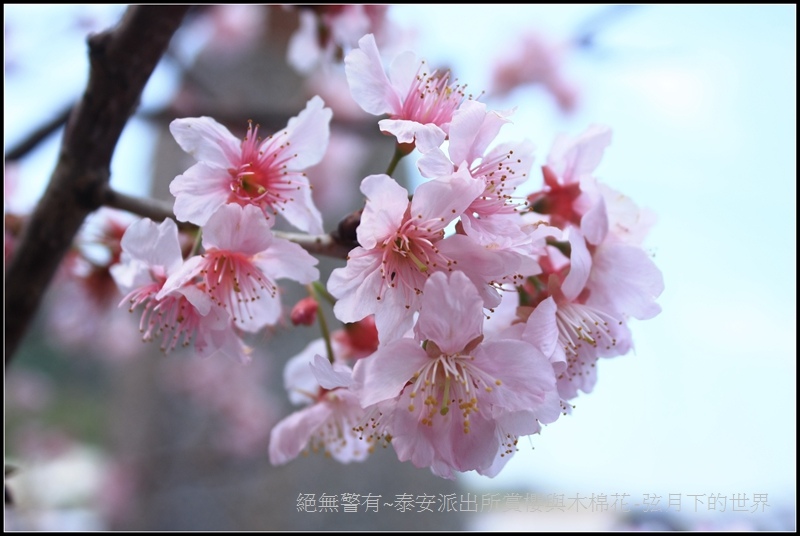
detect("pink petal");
top-left (561, 230), bottom-right (591, 302)
top-left (415, 272), bottom-right (483, 354)
top-left (158, 255), bottom-right (204, 300)
top-left (474, 340), bottom-right (557, 412)
top-left (235, 287), bottom-right (283, 332)
top-left (276, 181), bottom-right (325, 235)
top-left (374, 287), bottom-right (417, 343)
top-left (448, 412), bottom-right (501, 473)
top-left (352, 339), bottom-right (427, 407)
top-left (272, 95), bottom-right (332, 170)
top-left (269, 403), bottom-right (332, 465)
top-left (587, 242), bottom-right (664, 320)
top-left (580, 193), bottom-right (609, 246)
top-left (119, 218), bottom-right (183, 275)
top-left (387, 49), bottom-right (418, 96)
top-left (548, 124), bottom-right (612, 183)
top-left (417, 148), bottom-right (455, 178)
top-left (202, 204), bottom-right (273, 255)
top-left (169, 116), bottom-right (240, 169)
top-left (357, 174), bottom-right (408, 249)
top-left (437, 235), bottom-right (511, 308)
top-left (410, 168), bottom-right (483, 228)
top-left (344, 33), bottom-right (401, 116)
top-left (253, 236), bottom-right (319, 285)
top-left (447, 100), bottom-right (511, 166)
top-left (170, 162), bottom-right (229, 226)
top-left (310, 354), bottom-right (353, 390)
top-left (521, 296), bottom-right (560, 359)
top-left (378, 119), bottom-right (446, 151)
top-left (329, 247), bottom-right (384, 323)
top-left (286, 10), bottom-right (322, 73)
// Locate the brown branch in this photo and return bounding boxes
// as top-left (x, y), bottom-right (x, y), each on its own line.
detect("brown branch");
top-left (272, 230), bottom-right (355, 259)
top-left (102, 187), bottom-right (195, 232)
top-left (4, 6), bottom-right (191, 366)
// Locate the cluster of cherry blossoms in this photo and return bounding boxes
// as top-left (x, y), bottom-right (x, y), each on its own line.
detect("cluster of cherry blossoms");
top-left (110, 33), bottom-right (663, 480)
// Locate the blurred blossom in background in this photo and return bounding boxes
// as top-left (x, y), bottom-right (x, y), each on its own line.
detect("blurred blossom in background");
top-left (4, 4), bottom-right (796, 531)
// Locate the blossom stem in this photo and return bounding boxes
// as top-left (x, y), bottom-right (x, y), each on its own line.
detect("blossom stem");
top-left (189, 228), bottom-right (203, 257)
top-left (385, 144), bottom-right (410, 176)
top-left (312, 280), bottom-right (337, 306)
top-left (308, 284), bottom-right (335, 364)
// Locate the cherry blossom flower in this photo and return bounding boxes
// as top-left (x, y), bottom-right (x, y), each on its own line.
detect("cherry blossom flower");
top-left (418, 100), bottom-right (558, 279)
top-left (328, 172), bottom-right (495, 342)
top-left (352, 271), bottom-right (559, 478)
top-left (45, 209), bottom-right (147, 358)
top-left (418, 100), bottom-right (529, 232)
top-left (585, 228), bottom-right (665, 322)
top-left (523, 230), bottom-right (636, 399)
top-left (169, 96), bottom-right (332, 233)
top-left (270, 354), bottom-right (370, 465)
top-left (159, 204), bottom-right (319, 333)
top-left (345, 33), bottom-right (469, 151)
top-left (111, 217), bottom-right (248, 361)
top-left (287, 5), bottom-right (389, 73)
top-left (489, 30), bottom-right (578, 113)
top-left (528, 124), bottom-right (612, 244)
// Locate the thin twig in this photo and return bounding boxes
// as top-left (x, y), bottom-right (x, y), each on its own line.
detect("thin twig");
top-left (103, 187), bottom-right (357, 258)
top-left (5, 106), bottom-right (74, 162)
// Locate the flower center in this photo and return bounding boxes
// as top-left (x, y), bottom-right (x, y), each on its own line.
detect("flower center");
top-left (201, 250), bottom-right (276, 327)
top-left (404, 338), bottom-right (500, 434)
top-left (399, 62), bottom-right (467, 127)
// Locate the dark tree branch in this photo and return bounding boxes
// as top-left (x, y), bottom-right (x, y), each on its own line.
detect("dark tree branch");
top-left (102, 187), bottom-right (194, 232)
top-left (4, 6), bottom-right (191, 366)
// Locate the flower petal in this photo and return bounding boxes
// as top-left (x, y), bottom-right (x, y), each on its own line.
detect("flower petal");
top-left (345, 33), bottom-right (401, 116)
top-left (357, 174), bottom-right (408, 249)
top-left (202, 204), bottom-right (273, 255)
top-left (415, 271), bottom-right (483, 354)
top-left (410, 168), bottom-right (483, 228)
top-left (352, 339), bottom-right (427, 407)
top-left (170, 162), bottom-right (230, 226)
top-left (170, 116), bottom-right (240, 169)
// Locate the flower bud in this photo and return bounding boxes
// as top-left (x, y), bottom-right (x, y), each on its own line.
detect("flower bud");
top-left (290, 297), bottom-right (319, 326)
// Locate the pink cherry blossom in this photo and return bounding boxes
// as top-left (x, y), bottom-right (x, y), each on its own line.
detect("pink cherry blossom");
top-left (523, 231), bottom-right (635, 399)
top-left (169, 96), bottom-right (332, 233)
top-left (345, 33), bottom-right (469, 151)
top-left (585, 234), bottom-right (665, 321)
top-left (270, 354), bottom-right (370, 465)
top-left (111, 217), bottom-right (249, 361)
top-left (352, 271), bottom-right (559, 478)
top-left (45, 209), bottom-right (136, 356)
top-left (418, 100), bottom-right (533, 231)
top-left (287, 5), bottom-right (389, 73)
top-left (327, 172), bottom-right (487, 342)
top-left (418, 100), bottom-right (559, 278)
top-left (528, 124), bottom-right (612, 242)
top-left (489, 30), bottom-right (578, 113)
top-left (160, 204), bottom-right (319, 333)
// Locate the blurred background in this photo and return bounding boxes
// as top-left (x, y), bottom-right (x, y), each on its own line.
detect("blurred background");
top-left (4, 5), bottom-right (796, 531)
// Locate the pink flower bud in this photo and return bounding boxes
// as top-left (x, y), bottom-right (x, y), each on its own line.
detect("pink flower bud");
top-left (290, 297), bottom-right (319, 326)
